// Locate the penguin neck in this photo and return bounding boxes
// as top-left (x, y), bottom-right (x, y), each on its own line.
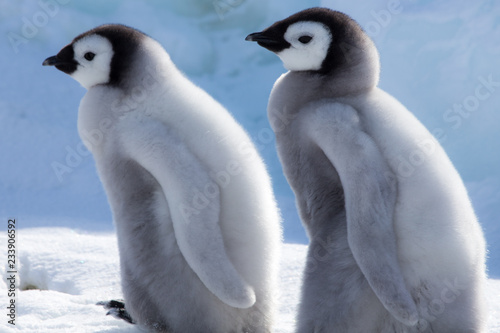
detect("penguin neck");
top-left (120, 38), bottom-right (180, 95)
top-left (268, 43), bottom-right (380, 124)
top-left (328, 43), bottom-right (380, 95)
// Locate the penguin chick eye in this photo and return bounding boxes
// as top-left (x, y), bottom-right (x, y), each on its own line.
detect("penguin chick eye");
top-left (298, 35), bottom-right (313, 44)
top-left (84, 52), bottom-right (95, 61)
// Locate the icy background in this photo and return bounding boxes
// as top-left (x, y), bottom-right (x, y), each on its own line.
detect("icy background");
top-left (0, 0), bottom-right (499, 331)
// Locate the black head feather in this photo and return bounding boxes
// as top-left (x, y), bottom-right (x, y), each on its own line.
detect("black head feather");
top-left (246, 8), bottom-right (367, 74)
top-left (72, 24), bottom-right (147, 86)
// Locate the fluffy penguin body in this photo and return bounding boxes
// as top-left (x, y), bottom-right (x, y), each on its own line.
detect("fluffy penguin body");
top-left (44, 25), bottom-right (281, 333)
top-left (247, 8), bottom-right (487, 332)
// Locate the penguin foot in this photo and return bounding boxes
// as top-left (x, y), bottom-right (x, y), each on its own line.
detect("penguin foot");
top-left (96, 299), bottom-right (135, 324)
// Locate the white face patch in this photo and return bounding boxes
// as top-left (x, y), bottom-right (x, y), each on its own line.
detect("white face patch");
top-left (277, 21), bottom-right (332, 72)
top-left (71, 34), bottom-right (114, 89)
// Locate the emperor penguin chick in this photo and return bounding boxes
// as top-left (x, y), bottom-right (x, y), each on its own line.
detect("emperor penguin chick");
top-left (43, 24), bottom-right (281, 333)
top-left (246, 7), bottom-right (487, 333)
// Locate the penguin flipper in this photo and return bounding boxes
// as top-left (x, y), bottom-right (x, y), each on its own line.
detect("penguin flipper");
top-left (122, 121), bottom-right (256, 309)
top-left (302, 103), bottom-right (418, 326)
top-left (97, 299), bottom-right (135, 324)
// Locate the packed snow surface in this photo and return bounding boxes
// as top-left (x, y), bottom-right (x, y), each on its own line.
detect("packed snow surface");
top-left (0, 228), bottom-right (499, 332)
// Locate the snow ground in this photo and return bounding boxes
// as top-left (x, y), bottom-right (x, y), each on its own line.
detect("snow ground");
top-left (0, 228), bottom-right (498, 333)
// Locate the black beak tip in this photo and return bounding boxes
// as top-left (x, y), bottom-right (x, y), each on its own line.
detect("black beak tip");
top-left (245, 32), bottom-right (260, 42)
top-left (244, 32), bottom-right (283, 48)
top-left (42, 56), bottom-right (58, 66)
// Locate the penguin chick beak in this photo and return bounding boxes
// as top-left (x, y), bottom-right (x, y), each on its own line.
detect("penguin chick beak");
top-left (245, 32), bottom-right (279, 45)
top-left (42, 55), bottom-right (61, 66)
top-left (42, 49), bottom-right (78, 75)
top-left (245, 32), bottom-right (289, 53)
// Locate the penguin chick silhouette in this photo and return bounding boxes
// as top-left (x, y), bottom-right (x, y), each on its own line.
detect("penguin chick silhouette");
top-left (43, 24), bottom-right (282, 333)
top-left (246, 7), bottom-right (487, 333)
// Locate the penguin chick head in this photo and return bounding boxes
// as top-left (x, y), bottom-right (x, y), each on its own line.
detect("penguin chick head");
top-left (43, 24), bottom-right (145, 89)
top-left (246, 7), bottom-right (375, 75)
